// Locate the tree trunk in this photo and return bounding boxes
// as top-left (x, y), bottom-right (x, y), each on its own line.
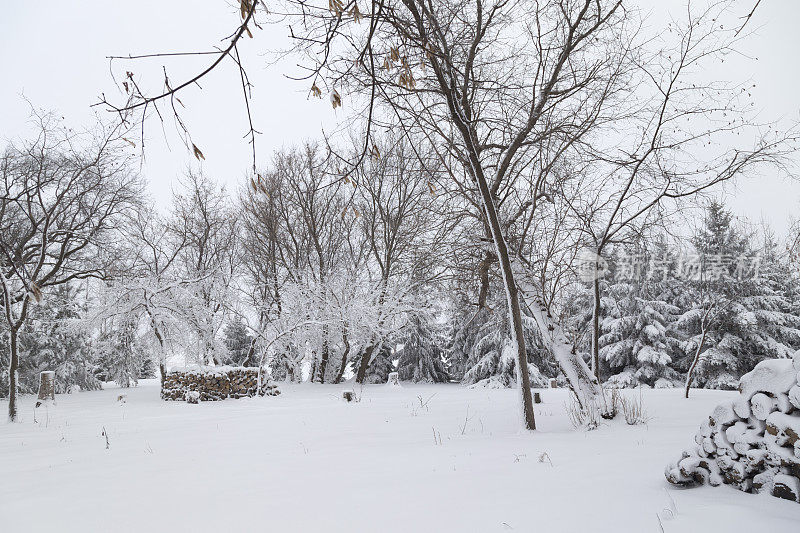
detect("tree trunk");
top-left (591, 276), bottom-right (601, 381)
top-left (242, 338), bottom-right (258, 367)
top-left (520, 290), bottom-right (603, 410)
top-left (147, 309), bottom-right (167, 387)
top-left (477, 250), bottom-right (497, 309)
top-left (355, 277), bottom-right (390, 385)
top-left (317, 325), bottom-right (330, 383)
top-left (334, 353), bottom-right (349, 384)
top-left (472, 172), bottom-right (536, 430)
top-left (685, 328), bottom-right (708, 399)
top-left (355, 345), bottom-right (375, 384)
top-left (334, 325), bottom-right (351, 384)
top-left (7, 328), bottom-right (19, 422)
top-left (310, 353), bottom-right (318, 384)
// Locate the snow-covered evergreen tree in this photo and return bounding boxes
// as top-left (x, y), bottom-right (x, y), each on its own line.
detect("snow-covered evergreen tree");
top-left (365, 345), bottom-right (395, 384)
top-left (397, 313), bottom-right (450, 383)
top-left (15, 285), bottom-right (100, 393)
top-left (138, 356), bottom-right (157, 380)
top-left (565, 239), bottom-right (683, 387)
top-left (678, 202), bottom-right (800, 389)
top-left (223, 317), bottom-right (254, 366)
top-left (456, 304), bottom-right (550, 389)
top-left (598, 281), bottom-right (682, 388)
top-left (96, 317), bottom-right (149, 388)
top-left (740, 232), bottom-right (800, 365)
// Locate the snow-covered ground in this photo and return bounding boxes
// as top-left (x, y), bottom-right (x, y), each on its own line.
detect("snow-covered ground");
top-left (2, 383), bottom-right (799, 532)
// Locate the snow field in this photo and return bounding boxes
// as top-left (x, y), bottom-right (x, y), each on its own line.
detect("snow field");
top-left (2, 382), bottom-right (800, 532)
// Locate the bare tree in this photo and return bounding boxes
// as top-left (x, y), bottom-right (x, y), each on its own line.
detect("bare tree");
top-left (171, 172), bottom-right (239, 365)
top-left (0, 113), bottom-right (142, 421)
top-left (243, 144), bottom-right (352, 381)
top-left (563, 1), bottom-right (794, 381)
top-left (89, 203), bottom-right (192, 385)
top-left (351, 135), bottom-right (448, 382)
top-left (294, 0), bottom-right (640, 427)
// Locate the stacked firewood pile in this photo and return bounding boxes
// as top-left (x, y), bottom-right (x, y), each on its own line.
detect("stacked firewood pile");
top-left (665, 355), bottom-right (800, 503)
top-left (161, 367), bottom-right (281, 402)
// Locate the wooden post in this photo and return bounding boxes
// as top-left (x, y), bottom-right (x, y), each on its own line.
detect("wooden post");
top-left (549, 378), bottom-right (558, 389)
top-left (33, 371), bottom-right (56, 424)
top-left (35, 371), bottom-right (55, 408)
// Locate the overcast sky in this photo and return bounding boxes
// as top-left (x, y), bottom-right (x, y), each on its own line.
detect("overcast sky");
top-left (2, 0), bottom-right (799, 236)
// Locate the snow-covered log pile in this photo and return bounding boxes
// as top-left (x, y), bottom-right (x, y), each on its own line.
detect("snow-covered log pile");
top-left (161, 367), bottom-right (280, 402)
top-left (665, 354), bottom-right (800, 503)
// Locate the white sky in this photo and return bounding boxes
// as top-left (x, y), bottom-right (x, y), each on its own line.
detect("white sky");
top-left (2, 0), bottom-right (799, 235)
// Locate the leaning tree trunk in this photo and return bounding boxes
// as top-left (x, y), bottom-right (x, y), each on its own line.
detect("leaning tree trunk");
top-left (518, 285), bottom-right (603, 411)
top-left (472, 171), bottom-right (536, 430)
top-left (591, 276), bottom-right (601, 381)
top-left (355, 344), bottom-right (376, 384)
top-left (7, 328), bottom-right (19, 422)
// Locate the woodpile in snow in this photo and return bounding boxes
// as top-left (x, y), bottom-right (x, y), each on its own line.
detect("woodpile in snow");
top-left (665, 354), bottom-right (800, 503)
top-left (161, 367), bottom-right (281, 402)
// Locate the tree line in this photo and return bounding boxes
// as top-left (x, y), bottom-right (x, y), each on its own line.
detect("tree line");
top-left (2, 113), bottom-right (798, 424)
top-left (3, 1), bottom-right (798, 427)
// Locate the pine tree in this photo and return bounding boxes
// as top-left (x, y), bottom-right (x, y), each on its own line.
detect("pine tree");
top-left (365, 345), bottom-right (396, 384)
top-left (739, 233), bottom-right (800, 365)
top-left (223, 318), bottom-right (254, 366)
top-left (397, 313), bottom-right (450, 383)
top-left (15, 285), bottom-right (101, 393)
top-left (573, 239), bottom-right (683, 388)
top-left (678, 202), bottom-right (800, 390)
top-left (138, 356), bottom-right (157, 380)
top-left (457, 304), bottom-right (550, 389)
top-left (96, 317), bottom-right (148, 388)
top-left (598, 281), bottom-right (681, 387)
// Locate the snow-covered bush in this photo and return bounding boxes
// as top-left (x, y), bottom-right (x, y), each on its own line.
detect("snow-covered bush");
top-left (605, 368), bottom-right (641, 389)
